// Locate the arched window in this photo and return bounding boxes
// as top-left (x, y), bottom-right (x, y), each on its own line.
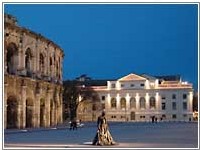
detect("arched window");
top-left (130, 97), bottom-right (136, 109)
top-left (111, 98), bottom-right (116, 109)
top-left (49, 57), bottom-right (52, 75)
top-left (140, 97), bottom-right (146, 109)
top-left (39, 53), bottom-right (44, 74)
top-left (6, 43), bottom-right (18, 74)
top-left (150, 97), bottom-right (156, 109)
top-left (25, 48), bottom-right (32, 75)
top-left (120, 98), bottom-right (126, 109)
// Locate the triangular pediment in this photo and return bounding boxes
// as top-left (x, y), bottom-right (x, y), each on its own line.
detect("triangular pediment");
top-left (118, 73), bottom-right (147, 81)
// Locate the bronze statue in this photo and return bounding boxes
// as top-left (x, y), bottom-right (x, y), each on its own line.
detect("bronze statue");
top-left (92, 111), bottom-right (116, 146)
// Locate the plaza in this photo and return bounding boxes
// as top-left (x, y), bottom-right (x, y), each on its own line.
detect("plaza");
top-left (4, 121), bottom-right (198, 148)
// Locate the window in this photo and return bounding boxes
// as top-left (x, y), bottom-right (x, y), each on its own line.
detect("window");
top-left (183, 102), bottom-right (187, 110)
top-left (111, 115), bottom-right (116, 119)
top-left (140, 97), bottom-right (146, 109)
top-left (140, 116), bottom-right (145, 118)
top-left (162, 114), bottom-right (166, 118)
top-left (130, 98), bottom-right (136, 109)
top-left (121, 84), bottom-right (124, 87)
top-left (111, 84), bottom-right (115, 88)
top-left (39, 53), bottom-right (45, 74)
top-left (101, 103), bottom-right (105, 109)
top-left (150, 97), bottom-right (156, 109)
top-left (172, 114), bottom-right (177, 119)
top-left (92, 104), bottom-right (96, 111)
top-left (183, 94), bottom-right (187, 99)
top-left (140, 83), bottom-right (145, 87)
top-left (101, 96), bottom-right (105, 100)
top-left (162, 96), bottom-right (166, 100)
top-left (172, 102), bottom-right (176, 110)
top-left (111, 98), bottom-right (117, 109)
top-left (162, 102), bottom-right (166, 110)
top-left (25, 48), bottom-right (32, 73)
top-left (121, 116), bottom-right (126, 119)
top-left (130, 84), bottom-right (135, 87)
top-left (120, 98), bottom-right (126, 109)
top-left (172, 94), bottom-right (176, 99)
top-left (183, 114), bottom-right (187, 117)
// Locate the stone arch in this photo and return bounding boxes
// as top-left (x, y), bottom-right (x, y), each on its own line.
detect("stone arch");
top-left (120, 97), bottom-right (126, 109)
top-left (26, 98), bottom-right (34, 128)
top-left (40, 98), bottom-right (45, 127)
top-left (6, 42), bottom-right (18, 74)
top-left (39, 53), bottom-right (45, 75)
top-left (7, 95), bottom-right (18, 129)
top-left (25, 48), bottom-right (33, 76)
top-left (49, 57), bottom-right (53, 76)
top-left (130, 97), bottom-right (136, 109)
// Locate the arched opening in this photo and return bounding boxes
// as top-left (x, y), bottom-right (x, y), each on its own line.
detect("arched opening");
top-left (39, 53), bottom-right (45, 75)
top-left (140, 97), bottom-right (146, 109)
top-left (7, 96), bottom-right (18, 129)
top-left (6, 43), bottom-right (18, 74)
top-left (150, 97), bottom-right (156, 109)
top-left (25, 48), bottom-right (32, 76)
top-left (56, 62), bottom-right (59, 78)
top-left (26, 98), bottom-right (34, 128)
top-left (120, 98), bottom-right (126, 109)
top-left (40, 98), bottom-right (45, 127)
top-left (130, 97), bottom-right (136, 109)
top-left (111, 98), bottom-right (116, 109)
top-left (50, 57), bottom-right (52, 77)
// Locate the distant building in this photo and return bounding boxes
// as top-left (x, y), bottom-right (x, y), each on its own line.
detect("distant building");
top-left (76, 74), bottom-right (92, 82)
top-left (77, 73), bottom-right (193, 122)
top-left (4, 14), bottom-right (64, 129)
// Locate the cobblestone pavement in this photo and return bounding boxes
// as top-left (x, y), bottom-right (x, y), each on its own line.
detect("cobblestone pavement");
top-left (4, 122), bottom-right (198, 149)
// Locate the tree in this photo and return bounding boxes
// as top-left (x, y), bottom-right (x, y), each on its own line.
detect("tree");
top-left (63, 80), bottom-right (100, 121)
top-left (193, 91), bottom-right (198, 111)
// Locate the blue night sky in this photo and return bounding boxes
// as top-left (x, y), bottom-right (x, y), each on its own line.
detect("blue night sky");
top-left (4, 4), bottom-right (198, 89)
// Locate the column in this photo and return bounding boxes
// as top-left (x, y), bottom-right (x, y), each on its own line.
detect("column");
top-left (145, 93), bottom-right (149, 110)
top-left (35, 93), bottom-right (40, 128)
top-left (60, 56), bottom-right (63, 82)
top-left (4, 50), bottom-right (8, 74)
top-left (155, 92), bottom-right (160, 110)
top-left (46, 89), bottom-right (51, 127)
top-left (126, 93), bottom-right (130, 121)
top-left (189, 91), bottom-right (193, 112)
top-left (136, 93), bottom-right (140, 110)
top-left (106, 94), bottom-right (111, 110)
top-left (4, 84), bottom-right (8, 129)
top-left (21, 85), bottom-right (27, 128)
top-left (17, 104), bottom-right (22, 129)
top-left (59, 91), bottom-right (63, 123)
top-left (116, 93), bottom-right (120, 110)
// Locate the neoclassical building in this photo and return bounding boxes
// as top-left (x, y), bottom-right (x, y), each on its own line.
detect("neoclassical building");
top-left (77, 73), bottom-right (194, 122)
top-left (4, 14), bottom-right (64, 129)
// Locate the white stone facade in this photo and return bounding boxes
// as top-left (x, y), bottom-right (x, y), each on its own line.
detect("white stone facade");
top-left (78, 73), bottom-right (194, 122)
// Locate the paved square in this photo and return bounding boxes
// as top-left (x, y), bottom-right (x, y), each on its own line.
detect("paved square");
top-left (4, 122), bottom-right (198, 148)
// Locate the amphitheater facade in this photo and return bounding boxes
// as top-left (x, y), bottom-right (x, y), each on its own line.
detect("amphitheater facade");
top-left (4, 14), bottom-right (64, 129)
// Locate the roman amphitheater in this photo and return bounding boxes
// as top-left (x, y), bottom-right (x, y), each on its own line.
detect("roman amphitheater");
top-left (4, 14), bottom-right (64, 129)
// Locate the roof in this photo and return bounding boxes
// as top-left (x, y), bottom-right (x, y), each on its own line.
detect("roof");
top-left (155, 75), bottom-right (181, 81)
top-left (118, 73), bottom-right (147, 81)
top-left (141, 74), bottom-right (157, 80)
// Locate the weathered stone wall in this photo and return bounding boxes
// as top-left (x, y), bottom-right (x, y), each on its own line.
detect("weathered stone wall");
top-left (4, 14), bottom-right (64, 129)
